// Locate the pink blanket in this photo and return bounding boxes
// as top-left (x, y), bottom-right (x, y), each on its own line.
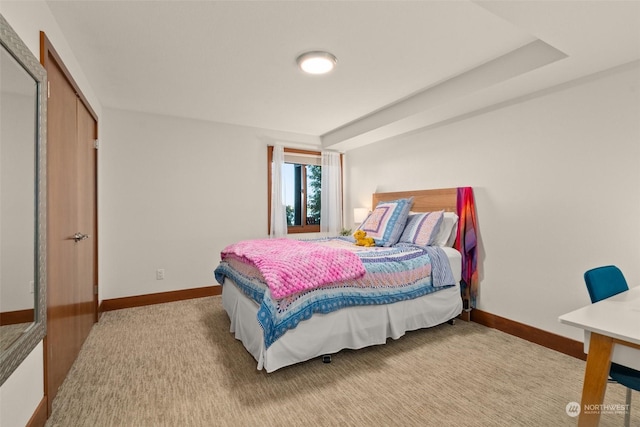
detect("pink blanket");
top-left (220, 238), bottom-right (366, 299)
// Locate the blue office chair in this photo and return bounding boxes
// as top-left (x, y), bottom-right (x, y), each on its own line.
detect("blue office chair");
top-left (584, 265), bottom-right (640, 427)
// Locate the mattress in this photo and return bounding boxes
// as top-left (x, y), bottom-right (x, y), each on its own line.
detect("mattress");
top-left (221, 247), bottom-right (463, 372)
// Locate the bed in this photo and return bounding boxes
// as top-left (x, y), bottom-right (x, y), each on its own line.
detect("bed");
top-left (215, 187), bottom-right (477, 372)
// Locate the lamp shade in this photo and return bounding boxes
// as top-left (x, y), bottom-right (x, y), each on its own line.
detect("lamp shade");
top-left (354, 208), bottom-right (369, 224)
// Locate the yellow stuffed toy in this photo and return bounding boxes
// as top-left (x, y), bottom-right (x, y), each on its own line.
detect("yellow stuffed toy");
top-left (353, 229), bottom-right (375, 247)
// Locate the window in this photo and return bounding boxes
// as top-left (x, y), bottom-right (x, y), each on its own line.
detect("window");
top-left (268, 147), bottom-right (321, 234)
top-left (283, 162), bottom-right (321, 227)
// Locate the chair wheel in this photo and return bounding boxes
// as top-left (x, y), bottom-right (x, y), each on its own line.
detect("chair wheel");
top-left (322, 354), bottom-right (332, 363)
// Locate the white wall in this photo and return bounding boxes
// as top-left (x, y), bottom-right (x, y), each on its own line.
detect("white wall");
top-left (344, 61), bottom-right (640, 341)
top-left (0, 342), bottom-right (43, 427)
top-left (0, 2), bottom-right (101, 425)
top-left (99, 108), bottom-right (320, 300)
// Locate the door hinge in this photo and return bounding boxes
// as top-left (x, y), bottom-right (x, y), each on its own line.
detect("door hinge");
top-left (93, 139), bottom-right (99, 149)
top-left (94, 285), bottom-right (98, 295)
top-left (47, 81), bottom-right (50, 98)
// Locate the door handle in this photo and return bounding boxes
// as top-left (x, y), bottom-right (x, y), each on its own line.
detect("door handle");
top-left (67, 232), bottom-right (90, 243)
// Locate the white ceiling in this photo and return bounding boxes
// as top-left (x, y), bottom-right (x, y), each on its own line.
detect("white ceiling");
top-left (45, 0), bottom-right (640, 150)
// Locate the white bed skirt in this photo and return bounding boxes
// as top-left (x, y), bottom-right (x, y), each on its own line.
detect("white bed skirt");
top-left (221, 247), bottom-right (464, 372)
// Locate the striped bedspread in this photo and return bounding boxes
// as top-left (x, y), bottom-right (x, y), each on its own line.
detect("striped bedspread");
top-left (214, 237), bottom-right (456, 349)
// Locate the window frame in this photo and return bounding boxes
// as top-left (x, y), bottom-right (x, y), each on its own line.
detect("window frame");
top-left (267, 146), bottom-right (342, 235)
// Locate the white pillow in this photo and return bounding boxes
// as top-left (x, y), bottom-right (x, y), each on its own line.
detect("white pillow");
top-left (432, 212), bottom-right (459, 247)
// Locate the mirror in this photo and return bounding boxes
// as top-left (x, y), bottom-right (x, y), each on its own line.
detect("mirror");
top-left (0, 13), bottom-right (47, 386)
top-left (1, 25), bottom-right (37, 354)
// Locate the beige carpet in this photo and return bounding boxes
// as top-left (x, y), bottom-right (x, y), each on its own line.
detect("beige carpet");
top-left (46, 296), bottom-right (638, 427)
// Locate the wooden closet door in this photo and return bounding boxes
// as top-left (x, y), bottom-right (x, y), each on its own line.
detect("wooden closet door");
top-left (44, 46), bottom-right (98, 414)
top-left (46, 56), bottom-right (80, 410)
top-left (76, 98), bottom-right (98, 332)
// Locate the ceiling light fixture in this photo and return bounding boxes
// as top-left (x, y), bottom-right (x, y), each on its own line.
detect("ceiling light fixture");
top-left (296, 51), bottom-right (337, 75)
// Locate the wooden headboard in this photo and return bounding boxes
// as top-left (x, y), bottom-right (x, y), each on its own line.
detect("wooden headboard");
top-left (372, 188), bottom-right (457, 213)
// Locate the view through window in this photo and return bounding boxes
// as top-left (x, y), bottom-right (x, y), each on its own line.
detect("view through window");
top-left (283, 163), bottom-right (321, 227)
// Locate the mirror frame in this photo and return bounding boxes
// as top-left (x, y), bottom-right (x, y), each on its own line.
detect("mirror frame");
top-left (0, 13), bottom-right (47, 387)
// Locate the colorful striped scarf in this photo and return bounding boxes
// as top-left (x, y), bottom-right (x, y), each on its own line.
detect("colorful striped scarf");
top-left (454, 187), bottom-right (478, 309)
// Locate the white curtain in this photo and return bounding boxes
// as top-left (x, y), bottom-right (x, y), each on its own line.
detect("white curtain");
top-left (320, 151), bottom-right (342, 235)
top-left (270, 145), bottom-right (288, 237)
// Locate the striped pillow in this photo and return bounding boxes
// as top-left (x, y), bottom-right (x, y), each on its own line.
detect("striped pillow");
top-left (399, 211), bottom-right (444, 246)
top-left (358, 197), bottom-right (413, 247)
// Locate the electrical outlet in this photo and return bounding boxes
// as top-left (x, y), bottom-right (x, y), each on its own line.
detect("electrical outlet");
top-left (156, 269), bottom-right (165, 280)
top-left (29, 280), bottom-right (34, 294)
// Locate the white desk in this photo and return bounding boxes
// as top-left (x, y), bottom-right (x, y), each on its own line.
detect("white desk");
top-left (559, 286), bottom-right (640, 427)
